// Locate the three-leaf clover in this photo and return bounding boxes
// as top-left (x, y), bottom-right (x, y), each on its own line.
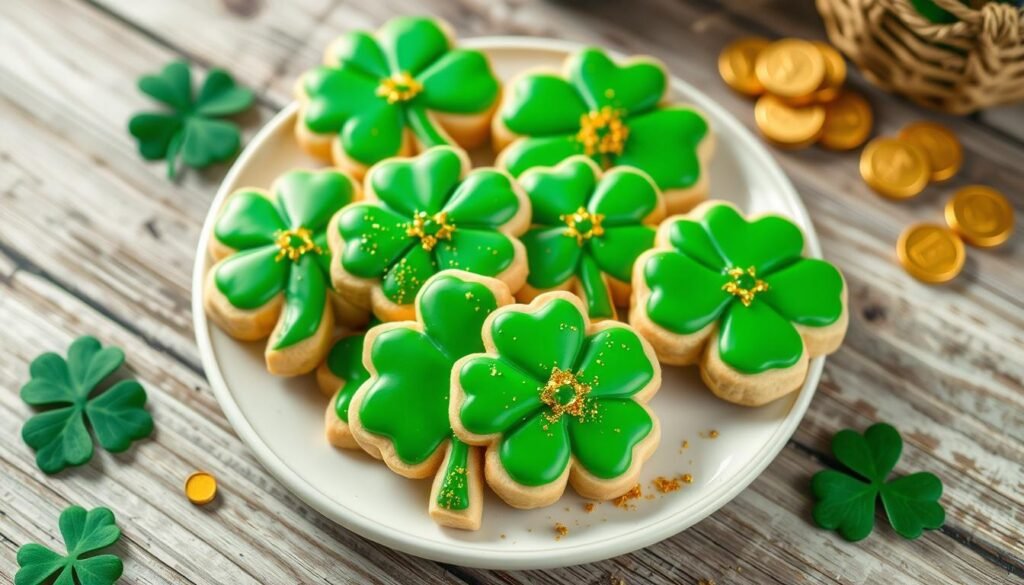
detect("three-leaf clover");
top-left (812, 423), bottom-right (945, 541)
top-left (129, 60), bottom-right (253, 179)
top-left (20, 336), bottom-right (153, 474)
top-left (16, 506), bottom-right (123, 585)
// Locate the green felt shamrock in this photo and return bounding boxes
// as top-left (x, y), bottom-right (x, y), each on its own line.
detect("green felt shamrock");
top-left (297, 16), bottom-right (500, 169)
top-left (16, 506), bottom-right (123, 585)
top-left (812, 423), bottom-right (945, 542)
top-left (129, 60), bottom-right (253, 179)
top-left (496, 47), bottom-right (709, 201)
top-left (20, 336), bottom-right (153, 474)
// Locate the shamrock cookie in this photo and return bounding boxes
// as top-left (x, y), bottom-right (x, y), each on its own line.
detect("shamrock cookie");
top-left (295, 16), bottom-right (501, 179)
top-left (494, 47), bottom-right (713, 214)
top-left (316, 330), bottom-right (372, 450)
top-left (630, 200), bottom-right (848, 406)
top-left (330, 146), bottom-right (529, 322)
top-left (451, 292), bottom-right (661, 509)
top-left (518, 156), bottom-right (665, 320)
top-left (205, 169), bottom-right (365, 376)
top-left (347, 270), bottom-right (515, 530)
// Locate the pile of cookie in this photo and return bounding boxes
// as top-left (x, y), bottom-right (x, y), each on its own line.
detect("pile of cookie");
top-left (202, 17), bottom-right (849, 531)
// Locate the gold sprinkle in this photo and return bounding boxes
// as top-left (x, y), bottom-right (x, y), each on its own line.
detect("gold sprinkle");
top-left (681, 473), bottom-right (694, 484)
top-left (722, 266), bottom-right (769, 307)
top-left (554, 522), bottom-right (569, 540)
top-left (559, 207), bottom-right (606, 246)
top-left (185, 471), bottom-right (218, 505)
top-left (577, 106), bottom-right (629, 157)
top-left (652, 476), bottom-right (682, 493)
top-left (376, 71), bottom-right (422, 104)
top-left (273, 227), bottom-right (322, 262)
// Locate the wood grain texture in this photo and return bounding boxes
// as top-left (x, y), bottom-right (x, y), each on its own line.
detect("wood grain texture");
top-left (1, 0), bottom-right (1021, 583)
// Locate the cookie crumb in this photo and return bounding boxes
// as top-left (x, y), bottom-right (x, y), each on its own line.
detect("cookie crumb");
top-left (500, 533), bottom-right (506, 539)
top-left (699, 429), bottom-right (719, 439)
top-left (681, 473), bottom-right (694, 484)
top-left (584, 502), bottom-right (596, 513)
top-left (613, 484), bottom-right (642, 509)
top-left (679, 439), bottom-right (689, 452)
top-left (653, 476), bottom-right (682, 493)
top-left (554, 522), bottom-right (569, 540)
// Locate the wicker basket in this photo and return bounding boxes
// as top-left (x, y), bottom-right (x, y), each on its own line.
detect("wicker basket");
top-left (817, 0), bottom-right (1024, 114)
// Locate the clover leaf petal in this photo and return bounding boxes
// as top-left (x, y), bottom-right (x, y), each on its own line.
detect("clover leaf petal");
top-left (501, 74), bottom-right (588, 136)
top-left (213, 190), bottom-right (286, 249)
top-left (520, 158), bottom-right (596, 224)
top-left (577, 255), bottom-right (614, 319)
top-left (643, 250), bottom-right (732, 334)
top-left (575, 327), bottom-right (655, 399)
top-left (337, 203), bottom-right (415, 278)
top-left (499, 412), bottom-right (571, 486)
top-left (419, 272), bottom-right (495, 359)
top-left (274, 255), bottom-right (328, 349)
top-left (443, 170), bottom-right (519, 228)
top-left (664, 217), bottom-right (727, 272)
top-left (377, 17), bottom-right (450, 76)
top-left (568, 399), bottom-right (653, 478)
top-left (15, 506), bottom-right (123, 585)
top-left (326, 31), bottom-right (388, 77)
top-left (381, 245), bottom-right (438, 307)
top-left (458, 356), bottom-right (544, 436)
top-left (325, 334), bottom-right (370, 423)
top-left (434, 230), bottom-right (516, 281)
top-left (212, 247), bottom-right (289, 309)
top-left (702, 205), bottom-right (804, 275)
top-left (589, 226), bottom-right (655, 282)
top-left (615, 107), bottom-right (708, 191)
top-left (370, 147), bottom-right (464, 216)
top-left (20, 337), bottom-right (152, 474)
top-left (419, 50), bottom-right (500, 114)
top-left (501, 135), bottom-right (587, 178)
top-left (718, 301), bottom-right (803, 374)
top-left (762, 259), bottom-right (845, 327)
top-left (567, 47), bottom-right (665, 114)
top-left (490, 298), bottom-right (586, 381)
top-left (129, 60), bottom-right (252, 179)
top-left (812, 423), bottom-right (945, 542)
top-left (276, 170), bottom-right (356, 231)
top-left (587, 168), bottom-right (659, 226)
top-left (301, 67), bottom-right (384, 133)
top-left (522, 228), bottom-right (582, 289)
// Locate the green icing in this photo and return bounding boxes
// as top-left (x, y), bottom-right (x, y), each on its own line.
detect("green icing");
top-left (211, 170), bottom-right (356, 349)
top-left (358, 273), bottom-right (496, 471)
top-left (457, 296), bottom-right (657, 487)
top-left (337, 147), bottom-right (521, 306)
top-left (519, 158), bottom-right (659, 318)
top-left (498, 47), bottom-right (709, 191)
top-left (641, 203), bottom-right (845, 374)
top-left (436, 438), bottom-right (471, 511)
top-left (300, 17), bottom-right (500, 166)
top-left (327, 333), bottom-right (371, 423)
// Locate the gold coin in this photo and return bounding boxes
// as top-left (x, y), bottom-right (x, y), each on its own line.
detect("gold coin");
top-left (899, 122), bottom-right (963, 182)
top-left (859, 138), bottom-right (931, 199)
top-left (185, 471), bottom-right (218, 505)
top-left (754, 94), bottom-right (825, 149)
top-left (812, 42), bottom-right (847, 103)
top-left (755, 39), bottom-right (826, 102)
top-left (820, 91), bottom-right (873, 150)
top-left (719, 37), bottom-right (771, 97)
top-left (897, 223), bottom-right (965, 284)
top-left (945, 185), bottom-right (1014, 248)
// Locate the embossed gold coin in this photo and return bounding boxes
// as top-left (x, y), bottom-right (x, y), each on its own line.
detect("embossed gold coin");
top-left (754, 94), bottom-right (825, 149)
top-left (945, 185), bottom-right (1014, 248)
top-left (860, 138), bottom-right (931, 199)
top-left (755, 39), bottom-right (826, 103)
top-left (185, 471), bottom-right (218, 505)
top-left (897, 223), bottom-right (965, 284)
top-left (812, 42), bottom-right (847, 103)
top-left (719, 37), bottom-right (770, 96)
top-left (820, 91), bottom-right (873, 150)
top-left (899, 122), bottom-right (963, 182)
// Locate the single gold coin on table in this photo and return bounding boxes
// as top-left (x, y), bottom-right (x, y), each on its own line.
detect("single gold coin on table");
top-left (859, 138), bottom-right (931, 199)
top-left (754, 94), bottom-right (825, 148)
top-left (719, 37), bottom-right (770, 96)
top-left (945, 185), bottom-right (1015, 248)
top-left (897, 223), bottom-right (966, 284)
top-left (820, 91), bottom-right (873, 150)
top-left (812, 42), bottom-right (847, 103)
top-left (899, 122), bottom-right (963, 182)
top-left (755, 39), bottom-right (825, 104)
top-left (185, 471), bottom-right (218, 505)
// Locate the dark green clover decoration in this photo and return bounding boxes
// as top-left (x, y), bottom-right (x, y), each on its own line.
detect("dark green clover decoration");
top-left (129, 60), bottom-right (254, 179)
top-left (20, 336), bottom-right (153, 474)
top-left (16, 506), bottom-right (123, 585)
top-left (812, 423), bottom-right (945, 541)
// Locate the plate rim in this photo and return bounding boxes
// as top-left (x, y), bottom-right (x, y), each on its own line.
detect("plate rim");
top-left (191, 35), bottom-right (822, 570)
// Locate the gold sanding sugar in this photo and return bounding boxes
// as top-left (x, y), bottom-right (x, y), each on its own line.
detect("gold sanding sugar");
top-left (554, 522), bottom-right (569, 540)
top-left (185, 471), bottom-right (218, 505)
top-left (653, 476), bottom-right (681, 493)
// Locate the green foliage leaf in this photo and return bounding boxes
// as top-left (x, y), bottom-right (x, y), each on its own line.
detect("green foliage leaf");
top-left (15, 506), bottom-right (123, 585)
top-left (128, 60), bottom-right (253, 179)
top-left (20, 336), bottom-right (153, 474)
top-left (811, 423), bottom-right (945, 542)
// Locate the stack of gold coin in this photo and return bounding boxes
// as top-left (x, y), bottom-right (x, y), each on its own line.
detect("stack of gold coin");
top-left (860, 121), bottom-right (963, 200)
top-left (719, 37), bottom-right (872, 151)
top-left (896, 185), bottom-right (1013, 284)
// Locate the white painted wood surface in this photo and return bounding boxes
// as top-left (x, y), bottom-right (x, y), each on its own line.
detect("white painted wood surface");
top-left (0, 0), bottom-right (1021, 583)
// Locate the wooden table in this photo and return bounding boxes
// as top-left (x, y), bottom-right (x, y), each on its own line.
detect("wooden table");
top-left (2, 1), bottom-right (1021, 583)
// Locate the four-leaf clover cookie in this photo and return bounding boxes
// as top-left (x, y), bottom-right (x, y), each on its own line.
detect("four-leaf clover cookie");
top-left (348, 271), bottom-right (515, 530)
top-left (316, 327), bottom-right (373, 450)
top-left (21, 336), bottom-right (153, 475)
top-left (630, 200), bottom-right (848, 406)
top-left (204, 169), bottom-right (366, 376)
top-left (330, 146), bottom-right (529, 321)
top-left (812, 423), bottom-right (945, 541)
top-left (295, 16), bottom-right (501, 178)
top-left (518, 156), bottom-right (665, 320)
top-left (15, 506), bottom-right (123, 585)
top-left (494, 47), bottom-right (713, 214)
top-left (451, 292), bottom-right (662, 508)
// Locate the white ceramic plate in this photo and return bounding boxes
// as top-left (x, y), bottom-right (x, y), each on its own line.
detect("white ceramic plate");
top-left (192, 37), bottom-right (822, 570)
